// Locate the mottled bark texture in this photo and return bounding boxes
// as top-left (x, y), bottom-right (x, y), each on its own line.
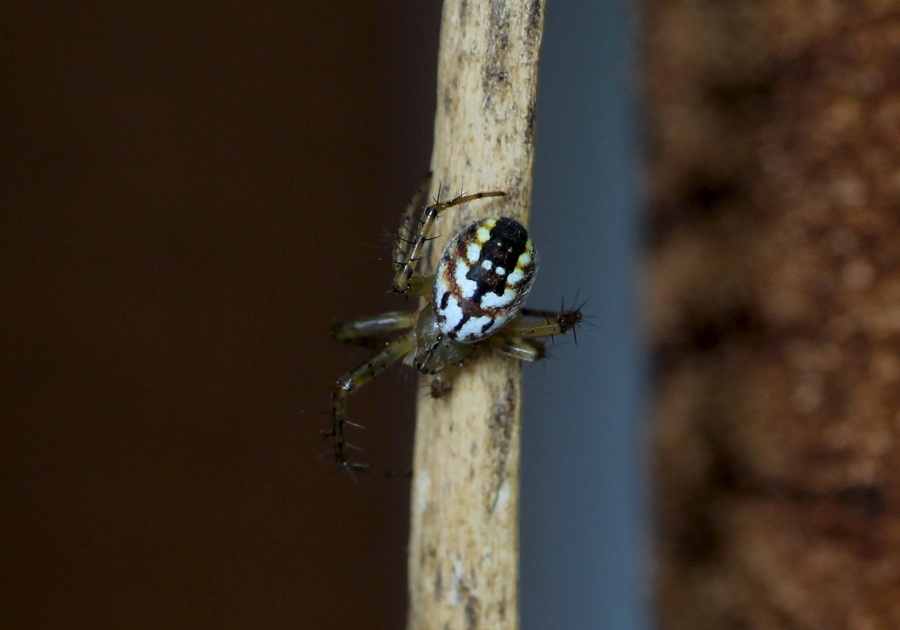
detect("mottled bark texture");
top-left (407, 1), bottom-right (545, 629)
top-left (646, 1), bottom-right (900, 628)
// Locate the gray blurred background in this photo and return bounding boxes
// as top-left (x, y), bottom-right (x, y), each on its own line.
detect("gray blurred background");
top-left (524, 1), bottom-right (645, 628)
top-left (1, 1), bottom-right (644, 628)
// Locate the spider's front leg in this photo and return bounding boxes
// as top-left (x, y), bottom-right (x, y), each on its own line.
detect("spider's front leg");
top-left (329, 332), bottom-right (417, 470)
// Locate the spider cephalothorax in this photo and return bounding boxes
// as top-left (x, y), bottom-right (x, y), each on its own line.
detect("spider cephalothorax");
top-left (326, 180), bottom-right (582, 471)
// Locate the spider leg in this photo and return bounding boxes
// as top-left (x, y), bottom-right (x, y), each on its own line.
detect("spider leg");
top-left (401, 273), bottom-right (434, 298)
top-left (329, 332), bottom-right (417, 470)
top-left (484, 334), bottom-right (546, 362)
top-left (392, 174), bottom-right (432, 283)
top-left (483, 302), bottom-right (584, 361)
top-left (392, 188), bottom-right (506, 294)
top-left (506, 304), bottom-right (583, 339)
top-left (331, 311), bottom-right (417, 346)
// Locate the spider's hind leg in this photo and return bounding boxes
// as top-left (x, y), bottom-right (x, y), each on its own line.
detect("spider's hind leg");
top-left (329, 332), bottom-right (417, 470)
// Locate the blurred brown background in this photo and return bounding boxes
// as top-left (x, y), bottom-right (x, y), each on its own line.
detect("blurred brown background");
top-left (645, 2), bottom-right (900, 627)
top-left (1, 3), bottom-right (443, 627)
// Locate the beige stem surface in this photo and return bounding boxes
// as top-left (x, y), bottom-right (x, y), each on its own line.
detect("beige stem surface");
top-left (407, 1), bottom-right (546, 629)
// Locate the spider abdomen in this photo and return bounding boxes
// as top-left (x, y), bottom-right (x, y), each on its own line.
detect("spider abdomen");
top-left (433, 217), bottom-right (536, 343)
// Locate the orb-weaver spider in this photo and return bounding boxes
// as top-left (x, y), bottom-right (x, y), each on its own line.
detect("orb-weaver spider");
top-left (326, 179), bottom-right (583, 471)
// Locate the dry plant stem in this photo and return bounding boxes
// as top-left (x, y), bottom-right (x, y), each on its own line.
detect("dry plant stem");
top-left (407, 1), bottom-right (546, 629)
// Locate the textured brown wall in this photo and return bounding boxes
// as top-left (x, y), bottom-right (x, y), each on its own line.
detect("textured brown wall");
top-left (646, 1), bottom-right (900, 628)
top-left (1, 3), bottom-right (440, 628)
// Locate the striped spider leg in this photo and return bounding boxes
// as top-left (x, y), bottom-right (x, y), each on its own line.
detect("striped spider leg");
top-left (329, 312), bottom-right (418, 471)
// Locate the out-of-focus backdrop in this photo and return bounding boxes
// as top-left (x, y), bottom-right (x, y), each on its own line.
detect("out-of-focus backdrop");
top-left (1, 2), bottom-right (643, 628)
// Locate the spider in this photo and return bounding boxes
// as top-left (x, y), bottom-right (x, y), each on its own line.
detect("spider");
top-left (326, 179), bottom-right (583, 471)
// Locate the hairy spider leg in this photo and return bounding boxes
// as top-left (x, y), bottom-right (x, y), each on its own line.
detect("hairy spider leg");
top-left (507, 305), bottom-right (584, 339)
top-left (392, 190), bottom-right (506, 295)
top-left (482, 304), bottom-right (584, 361)
top-left (331, 311), bottom-right (418, 346)
top-left (330, 332), bottom-right (417, 470)
top-left (392, 174), bottom-right (432, 284)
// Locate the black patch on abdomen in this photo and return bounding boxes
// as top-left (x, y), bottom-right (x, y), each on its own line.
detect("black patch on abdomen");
top-left (465, 217), bottom-right (528, 300)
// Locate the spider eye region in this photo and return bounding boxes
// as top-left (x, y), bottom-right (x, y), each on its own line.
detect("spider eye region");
top-left (433, 217), bottom-right (536, 342)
